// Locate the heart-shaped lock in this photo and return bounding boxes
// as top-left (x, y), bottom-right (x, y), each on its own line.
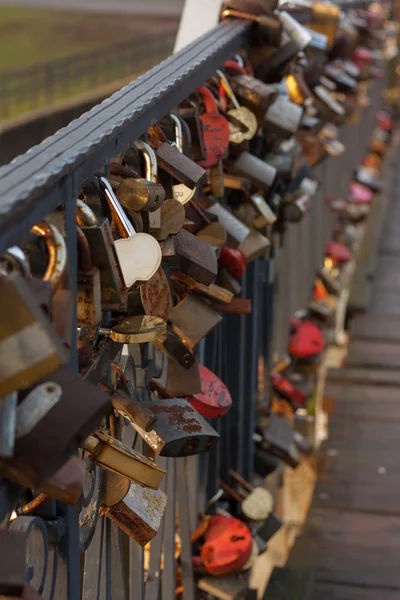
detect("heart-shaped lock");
top-left (200, 516), bottom-right (253, 576)
top-left (98, 177), bottom-right (161, 288)
top-left (197, 86), bottom-right (230, 168)
top-left (349, 182), bottom-right (373, 204)
top-left (187, 365), bottom-right (232, 419)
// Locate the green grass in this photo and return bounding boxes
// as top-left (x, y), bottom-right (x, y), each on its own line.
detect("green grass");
top-left (0, 6), bottom-right (176, 72)
top-left (0, 6), bottom-right (177, 121)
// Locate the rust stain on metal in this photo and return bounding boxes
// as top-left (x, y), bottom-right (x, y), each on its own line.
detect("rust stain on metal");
top-left (150, 404), bottom-right (202, 432)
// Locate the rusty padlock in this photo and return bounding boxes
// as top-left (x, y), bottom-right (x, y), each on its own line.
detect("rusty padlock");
top-left (76, 226), bottom-right (102, 326)
top-left (197, 85), bottom-right (230, 168)
top-left (130, 393), bottom-right (219, 457)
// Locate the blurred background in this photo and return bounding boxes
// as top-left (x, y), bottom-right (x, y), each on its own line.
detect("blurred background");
top-left (0, 0), bottom-right (185, 163)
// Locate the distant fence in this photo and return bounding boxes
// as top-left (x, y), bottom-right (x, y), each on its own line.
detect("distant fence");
top-left (0, 32), bottom-right (176, 121)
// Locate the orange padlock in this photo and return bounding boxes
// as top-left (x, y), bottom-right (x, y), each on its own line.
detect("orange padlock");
top-left (200, 515), bottom-right (253, 576)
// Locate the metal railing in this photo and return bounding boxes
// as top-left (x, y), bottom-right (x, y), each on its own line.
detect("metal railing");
top-left (0, 14), bottom-right (384, 600)
top-left (0, 32), bottom-right (177, 122)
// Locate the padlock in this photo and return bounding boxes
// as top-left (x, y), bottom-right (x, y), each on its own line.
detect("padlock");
top-left (0, 368), bottom-right (111, 488)
top-left (0, 270), bottom-right (68, 396)
top-left (279, 192), bottom-right (311, 223)
top-left (217, 70), bottom-right (258, 143)
top-left (152, 198), bottom-right (185, 241)
top-left (200, 516), bottom-right (253, 576)
top-left (0, 529), bottom-right (26, 599)
top-left (170, 272), bottom-right (233, 305)
top-left (349, 181), bottom-right (374, 204)
top-left (115, 142), bottom-right (165, 213)
top-left (225, 61), bottom-right (277, 124)
top-left (288, 320), bottom-right (325, 361)
top-left (131, 394), bottom-right (219, 457)
top-left (112, 388), bottom-right (158, 432)
top-left (98, 176), bottom-right (162, 288)
top-left (259, 413), bottom-right (300, 468)
top-left (170, 294), bottom-right (222, 349)
top-left (238, 228), bottom-right (270, 262)
top-left (354, 167), bottom-right (383, 193)
top-left (229, 151), bottom-right (277, 192)
top-left (83, 429), bottom-right (166, 488)
top-left (325, 240), bottom-right (351, 265)
top-left (105, 479), bottom-right (167, 547)
top-left (216, 268), bottom-right (242, 297)
top-left (76, 226), bottom-right (102, 326)
top-left (255, 513), bottom-right (283, 543)
top-left (128, 266), bottom-right (172, 321)
top-left (221, 469), bottom-right (273, 521)
top-left (100, 315), bottom-right (167, 344)
top-left (156, 356), bottom-right (202, 397)
top-left (167, 113), bottom-right (203, 205)
top-left (39, 455), bottom-right (85, 505)
top-left (77, 199), bottom-right (128, 311)
top-left (305, 1), bottom-right (340, 47)
top-left (312, 86), bottom-right (345, 122)
top-left (187, 364), bottom-right (232, 418)
top-left (254, 445), bottom-right (279, 478)
top-left (206, 200), bottom-right (250, 248)
top-left (324, 64), bottom-right (357, 94)
top-left (264, 95), bottom-right (304, 139)
top-left (196, 86), bottom-right (230, 168)
top-left (180, 101), bottom-right (207, 163)
top-left (174, 228), bottom-right (218, 285)
top-left (317, 267), bottom-right (341, 296)
top-left (219, 246), bottom-right (246, 278)
top-left (147, 124), bottom-right (207, 190)
top-left (269, 371), bottom-right (306, 409)
top-left (250, 193), bottom-right (277, 225)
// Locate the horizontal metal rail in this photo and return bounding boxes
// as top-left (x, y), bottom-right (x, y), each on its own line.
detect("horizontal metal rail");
top-left (0, 19), bottom-right (250, 253)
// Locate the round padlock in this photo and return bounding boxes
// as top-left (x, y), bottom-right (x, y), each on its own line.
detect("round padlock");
top-left (201, 516), bottom-right (253, 576)
top-left (289, 320), bottom-right (325, 360)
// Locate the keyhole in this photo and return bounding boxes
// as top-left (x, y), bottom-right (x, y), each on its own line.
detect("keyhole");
top-left (231, 535), bottom-right (245, 542)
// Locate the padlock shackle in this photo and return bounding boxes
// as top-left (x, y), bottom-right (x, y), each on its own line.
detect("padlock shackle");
top-left (97, 176), bottom-right (136, 238)
top-left (169, 113), bottom-right (184, 153)
top-left (134, 140), bottom-right (158, 183)
top-left (76, 199), bottom-right (98, 227)
top-left (31, 222), bottom-right (67, 292)
top-left (216, 69), bottom-right (240, 109)
top-left (197, 85), bottom-right (219, 115)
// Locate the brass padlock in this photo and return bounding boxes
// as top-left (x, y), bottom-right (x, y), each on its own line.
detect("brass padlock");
top-left (0, 369), bottom-right (111, 488)
top-left (83, 429), bottom-right (166, 488)
top-left (112, 388), bottom-right (158, 432)
top-left (306, 1), bottom-right (340, 48)
top-left (238, 228), bottom-right (270, 262)
top-left (104, 477), bottom-right (167, 547)
top-left (131, 394), bottom-right (219, 456)
top-left (170, 294), bottom-right (222, 349)
top-left (0, 270), bottom-right (68, 396)
top-left (228, 69), bottom-right (277, 125)
top-left (77, 199), bottom-right (128, 311)
top-left (170, 271), bottom-right (233, 305)
top-left (116, 140), bottom-right (165, 213)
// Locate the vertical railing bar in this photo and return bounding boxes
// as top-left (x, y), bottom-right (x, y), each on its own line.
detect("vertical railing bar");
top-left (177, 460), bottom-right (195, 600)
top-left (162, 460), bottom-right (176, 600)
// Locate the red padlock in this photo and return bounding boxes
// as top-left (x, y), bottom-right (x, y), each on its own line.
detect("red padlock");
top-left (325, 240), bottom-right (351, 264)
top-left (201, 516), bottom-right (253, 576)
top-left (349, 182), bottom-right (373, 204)
top-left (289, 321), bottom-right (325, 360)
top-left (187, 365), bottom-right (232, 419)
top-left (197, 85), bottom-right (230, 168)
top-left (219, 246), bottom-right (246, 279)
top-left (269, 371), bottom-right (306, 407)
top-left (376, 111), bottom-right (394, 132)
top-left (361, 155), bottom-right (381, 171)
